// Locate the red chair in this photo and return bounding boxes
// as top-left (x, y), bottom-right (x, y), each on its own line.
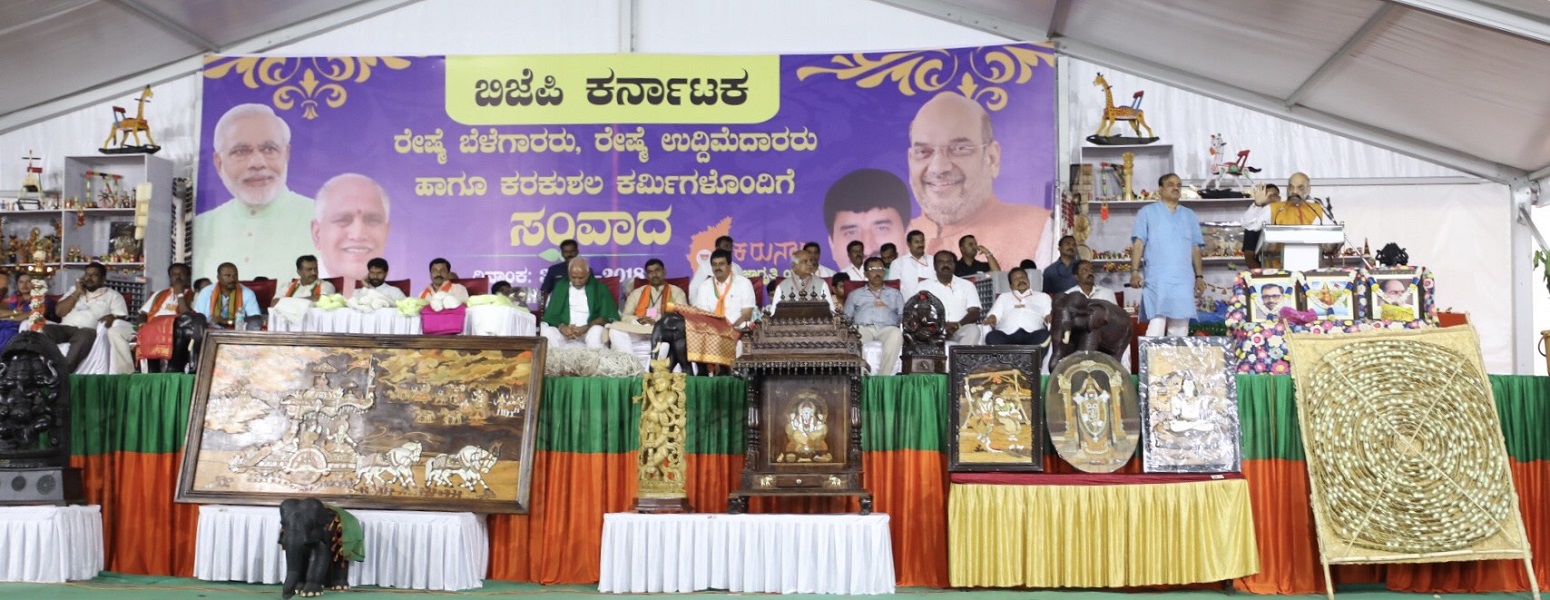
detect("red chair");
top-left (135, 315), bottom-right (177, 371)
top-left (598, 276), bottom-right (622, 301)
top-left (323, 276), bottom-right (344, 294)
top-left (386, 279), bottom-right (413, 297)
top-left (241, 279), bottom-right (278, 313)
top-left (455, 278), bottom-right (489, 296)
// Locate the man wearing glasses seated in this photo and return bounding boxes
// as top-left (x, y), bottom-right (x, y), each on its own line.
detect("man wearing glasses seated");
top-left (844, 257), bottom-right (905, 375)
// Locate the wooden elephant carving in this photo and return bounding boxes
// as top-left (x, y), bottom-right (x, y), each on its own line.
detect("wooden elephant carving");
top-left (1047, 292), bottom-right (1131, 367)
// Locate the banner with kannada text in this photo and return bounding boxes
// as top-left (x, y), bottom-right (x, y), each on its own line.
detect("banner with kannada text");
top-left (195, 44), bottom-right (1056, 288)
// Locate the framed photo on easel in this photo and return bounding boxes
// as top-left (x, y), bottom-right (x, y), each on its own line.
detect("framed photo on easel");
top-left (1367, 268), bottom-right (1424, 321)
top-left (1298, 270), bottom-right (1356, 321)
top-left (1243, 271), bottom-right (1294, 322)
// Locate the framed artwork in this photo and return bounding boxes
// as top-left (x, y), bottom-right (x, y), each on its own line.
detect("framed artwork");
top-left (1299, 270), bottom-right (1356, 320)
top-left (947, 346), bottom-right (1044, 472)
top-left (1138, 337), bottom-right (1241, 473)
top-left (1244, 272), bottom-right (1294, 321)
top-left (175, 331), bottom-right (546, 514)
top-left (1045, 351), bottom-right (1138, 473)
top-left (763, 375), bottom-right (851, 468)
top-left (1368, 268), bottom-right (1424, 321)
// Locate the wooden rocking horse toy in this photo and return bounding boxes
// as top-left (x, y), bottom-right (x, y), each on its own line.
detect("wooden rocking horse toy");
top-left (100, 85), bottom-right (161, 155)
top-left (1202, 133), bottom-right (1262, 197)
top-left (1087, 73), bottom-right (1158, 145)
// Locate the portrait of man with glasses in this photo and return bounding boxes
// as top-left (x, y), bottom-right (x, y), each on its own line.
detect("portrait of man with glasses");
top-left (195, 103), bottom-right (318, 282)
top-left (905, 92), bottom-right (1052, 267)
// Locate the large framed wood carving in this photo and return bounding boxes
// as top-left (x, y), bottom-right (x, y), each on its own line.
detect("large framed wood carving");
top-left (947, 346), bottom-right (1043, 472)
top-left (1286, 326), bottom-right (1537, 600)
top-left (729, 301), bottom-right (871, 513)
top-left (175, 331), bottom-right (546, 514)
top-left (1138, 337), bottom-right (1240, 473)
top-left (1045, 351), bottom-right (1138, 473)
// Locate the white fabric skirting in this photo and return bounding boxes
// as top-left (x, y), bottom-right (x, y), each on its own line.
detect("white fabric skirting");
top-left (193, 505), bottom-right (488, 591)
top-left (0, 505), bottom-right (104, 582)
top-left (599, 513), bottom-right (895, 595)
top-left (269, 305), bottom-right (535, 337)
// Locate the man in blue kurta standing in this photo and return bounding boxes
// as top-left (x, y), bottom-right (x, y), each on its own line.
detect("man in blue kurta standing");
top-left (1130, 173), bottom-right (1204, 337)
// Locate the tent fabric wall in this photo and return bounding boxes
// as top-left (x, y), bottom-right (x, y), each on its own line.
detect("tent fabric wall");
top-left (68, 372), bottom-right (1548, 593)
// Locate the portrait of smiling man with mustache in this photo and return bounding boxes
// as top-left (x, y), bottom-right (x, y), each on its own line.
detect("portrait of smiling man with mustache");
top-left (312, 173), bottom-right (392, 290)
top-left (194, 103), bottom-right (318, 282)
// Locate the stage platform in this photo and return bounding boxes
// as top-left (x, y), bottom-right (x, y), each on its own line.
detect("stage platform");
top-left (54, 372), bottom-right (1550, 594)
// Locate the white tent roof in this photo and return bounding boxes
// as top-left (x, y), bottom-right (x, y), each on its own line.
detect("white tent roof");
top-left (0, 0), bottom-right (419, 135)
top-left (4, 0), bottom-right (1549, 185)
top-left (879, 0), bottom-right (1550, 186)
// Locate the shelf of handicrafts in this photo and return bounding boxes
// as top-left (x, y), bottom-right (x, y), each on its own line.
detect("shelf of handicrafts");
top-left (729, 300), bottom-right (871, 513)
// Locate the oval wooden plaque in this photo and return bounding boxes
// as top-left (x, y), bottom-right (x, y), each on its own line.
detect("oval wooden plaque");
top-left (1045, 351), bottom-right (1139, 473)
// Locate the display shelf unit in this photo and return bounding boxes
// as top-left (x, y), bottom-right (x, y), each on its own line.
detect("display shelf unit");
top-left (0, 154), bottom-right (174, 296)
top-left (1076, 144), bottom-right (1174, 197)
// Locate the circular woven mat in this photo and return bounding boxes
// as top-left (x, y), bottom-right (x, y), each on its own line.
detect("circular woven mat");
top-left (1301, 338), bottom-right (1512, 553)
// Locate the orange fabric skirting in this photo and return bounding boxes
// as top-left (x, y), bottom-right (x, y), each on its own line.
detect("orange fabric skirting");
top-left (72, 452), bottom-right (199, 576)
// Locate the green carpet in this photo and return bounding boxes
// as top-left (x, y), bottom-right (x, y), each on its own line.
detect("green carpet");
top-left (0, 573), bottom-right (1530, 598)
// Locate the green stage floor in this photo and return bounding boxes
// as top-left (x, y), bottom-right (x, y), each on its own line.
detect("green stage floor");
top-left (0, 574), bottom-right (1531, 599)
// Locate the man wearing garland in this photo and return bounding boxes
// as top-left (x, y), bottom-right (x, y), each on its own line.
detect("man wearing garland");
top-left (608, 258), bottom-right (688, 354)
top-left (194, 262), bottom-right (262, 330)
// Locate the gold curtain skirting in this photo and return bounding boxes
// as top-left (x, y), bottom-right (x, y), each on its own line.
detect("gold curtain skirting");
top-left (948, 479), bottom-right (1260, 587)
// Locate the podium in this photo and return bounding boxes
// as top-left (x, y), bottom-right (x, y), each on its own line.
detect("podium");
top-left (1261, 225), bottom-right (1343, 271)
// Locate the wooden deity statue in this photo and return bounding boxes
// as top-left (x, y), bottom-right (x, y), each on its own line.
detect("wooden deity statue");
top-left (632, 358), bottom-right (692, 513)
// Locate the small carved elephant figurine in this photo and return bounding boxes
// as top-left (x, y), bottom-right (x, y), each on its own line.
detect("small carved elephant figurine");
top-left (650, 312), bottom-right (691, 375)
top-left (278, 498), bottom-right (355, 599)
top-left (1047, 292), bottom-right (1132, 367)
top-left (167, 312), bottom-right (207, 374)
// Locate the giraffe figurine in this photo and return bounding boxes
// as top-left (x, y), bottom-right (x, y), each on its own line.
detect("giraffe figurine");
top-left (1092, 73), bottom-right (1155, 139)
top-left (101, 86), bottom-right (159, 153)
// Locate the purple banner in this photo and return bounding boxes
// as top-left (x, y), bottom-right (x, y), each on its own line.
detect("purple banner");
top-left (195, 44), bottom-right (1056, 290)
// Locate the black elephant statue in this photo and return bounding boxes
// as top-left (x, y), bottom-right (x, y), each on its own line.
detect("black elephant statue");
top-left (167, 313), bottom-right (208, 374)
top-left (1376, 242), bottom-right (1409, 267)
top-left (650, 312), bottom-right (692, 375)
top-left (1047, 292), bottom-right (1131, 367)
top-left (279, 498), bottom-right (357, 599)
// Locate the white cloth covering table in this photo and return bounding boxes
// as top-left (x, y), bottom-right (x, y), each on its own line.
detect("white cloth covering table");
top-left (269, 306), bottom-right (535, 337)
top-left (598, 513), bottom-right (895, 595)
top-left (0, 505), bottom-right (104, 582)
top-left (193, 504), bottom-right (487, 591)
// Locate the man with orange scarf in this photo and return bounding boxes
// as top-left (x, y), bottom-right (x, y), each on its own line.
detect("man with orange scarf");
top-left (418, 257), bottom-right (469, 303)
top-left (194, 262), bottom-right (261, 329)
top-left (608, 258), bottom-right (687, 355)
top-left (272, 255), bottom-right (335, 306)
top-left (679, 249), bottom-right (755, 371)
top-left (540, 258), bottom-right (618, 349)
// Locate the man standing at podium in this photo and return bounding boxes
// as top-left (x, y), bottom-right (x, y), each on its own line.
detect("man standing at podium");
top-left (1130, 173), bottom-right (1204, 337)
top-left (1269, 172), bottom-right (1324, 225)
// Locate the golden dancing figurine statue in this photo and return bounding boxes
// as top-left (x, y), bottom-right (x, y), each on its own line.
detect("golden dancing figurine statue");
top-left (632, 357), bottom-right (692, 513)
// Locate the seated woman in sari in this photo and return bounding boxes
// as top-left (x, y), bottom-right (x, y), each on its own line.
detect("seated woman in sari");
top-left (0, 272), bottom-right (53, 350)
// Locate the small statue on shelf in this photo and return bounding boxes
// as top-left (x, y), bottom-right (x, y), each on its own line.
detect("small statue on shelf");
top-left (66, 245), bottom-right (85, 264)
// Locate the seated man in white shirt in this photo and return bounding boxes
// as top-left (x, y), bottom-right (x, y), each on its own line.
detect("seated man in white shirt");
top-left (273, 254), bottom-right (336, 305)
top-left (887, 230), bottom-right (933, 298)
top-left (540, 257), bottom-right (617, 349)
top-left (840, 240), bottom-right (867, 281)
top-left (984, 268), bottom-right (1052, 347)
top-left (50, 263), bottom-right (132, 373)
top-left (802, 241), bottom-right (838, 278)
top-left (1065, 260), bottom-right (1118, 304)
top-left (843, 257), bottom-right (905, 374)
top-left (348, 257), bottom-right (408, 311)
top-left (685, 249), bottom-right (755, 372)
top-left (768, 249), bottom-right (831, 315)
top-left (688, 235), bottom-right (743, 300)
top-left (194, 262), bottom-right (263, 329)
top-left (916, 250), bottom-right (982, 345)
top-left (608, 258), bottom-right (688, 353)
top-left (139, 262), bottom-right (194, 321)
top-left (419, 257), bottom-right (470, 304)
